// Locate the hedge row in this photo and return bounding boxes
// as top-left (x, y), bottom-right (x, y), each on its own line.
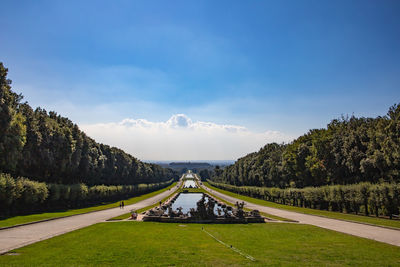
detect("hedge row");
top-left (0, 172), bottom-right (174, 216)
top-left (207, 180), bottom-right (400, 219)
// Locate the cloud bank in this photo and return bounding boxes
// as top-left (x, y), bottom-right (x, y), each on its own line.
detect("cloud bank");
top-left (80, 114), bottom-right (294, 161)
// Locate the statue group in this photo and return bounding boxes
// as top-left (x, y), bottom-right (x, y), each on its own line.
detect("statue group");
top-left (144, 193), bottom-right (262, 222)
top-left (189, 195), bottom-right (216, 219)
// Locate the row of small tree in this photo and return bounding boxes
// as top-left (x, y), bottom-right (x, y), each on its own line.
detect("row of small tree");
top-left (0, 172), bottom-right (174, 216)
top-left (207, 180), bottom-right (400, 219)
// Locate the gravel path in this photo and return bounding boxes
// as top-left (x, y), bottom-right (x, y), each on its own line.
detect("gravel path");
top-left (0, 183), bottom-right (180, 254)
top-left (201, 184), bottom-right (400, 247)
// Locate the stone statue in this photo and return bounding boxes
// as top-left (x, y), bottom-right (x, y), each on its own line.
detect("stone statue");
top-left (217, 208), bottom-right (222, 216)
top-left (206, 198), bottom-right (216, 218)
top-left (168, 206), bottom-right (177, 217)
top-left (177, 207), bottom-right (184, 217)
top-left (223, 207), bottom-right (231, 218)
top-left (235, 201), bottom-right (246, 219)
top-left (196, 195), bottom-right (208, 219)
top-left (250, 209), bottom-right (261, 217)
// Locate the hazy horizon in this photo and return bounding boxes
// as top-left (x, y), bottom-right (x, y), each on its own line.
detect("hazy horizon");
top-left (145, 160), bottom-right (235, 164)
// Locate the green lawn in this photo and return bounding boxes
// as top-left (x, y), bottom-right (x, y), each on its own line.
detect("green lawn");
top-left (1, 222), bottom-right (399, 266)
top-left (204, 182), bottom-right (400, 229)
top-left (0, 183), bottom-right (177, 228)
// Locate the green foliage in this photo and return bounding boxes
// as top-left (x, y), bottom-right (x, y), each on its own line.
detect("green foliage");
top-left (208, 180), bottom-right (400, 218)
top-left (0, 63), bottom-right (26, 172)
top-left (0, 62), bottom-right (178, 185)
top-left (0, 182), bottom-right (177, 228)
top-left (0, 172), bottom-right (174, 216)
top-left (213, 105), bottom-right (400, 189)
top-left (199, 169), bottom-right (211, 181)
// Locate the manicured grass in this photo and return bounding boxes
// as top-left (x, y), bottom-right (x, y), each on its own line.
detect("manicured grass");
top-left (204, 182), bottom-right (400, 229)
top-left (1, 222), bottom-right (399, 266)
top-left (0, 183), bottom-right (177, 228)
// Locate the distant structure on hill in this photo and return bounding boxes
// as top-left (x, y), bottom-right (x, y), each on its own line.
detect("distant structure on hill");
top-left (167, 162), bottom-right (213, 174)
top-left (169, 162), bottom-right (212, 168)
top-left (148, 161), bottom-right (234, 174)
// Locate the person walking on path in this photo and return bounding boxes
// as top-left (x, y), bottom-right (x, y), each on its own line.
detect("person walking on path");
top-left (122, 201), bottom-right (125, 209)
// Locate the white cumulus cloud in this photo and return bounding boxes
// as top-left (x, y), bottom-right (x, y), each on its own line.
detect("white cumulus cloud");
top-left (80, 114), bottom-right (294, 161)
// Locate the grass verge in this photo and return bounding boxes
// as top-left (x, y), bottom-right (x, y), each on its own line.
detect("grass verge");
top-left (1, 222), bottom-right (399, 266)
top-left (0, 182), bottom-right (177, 228)
top-left (203, 182), bottom-right (400, 229)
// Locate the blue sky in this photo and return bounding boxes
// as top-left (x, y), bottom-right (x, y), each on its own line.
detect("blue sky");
top-left (1, 1), bottom-right (400, 160)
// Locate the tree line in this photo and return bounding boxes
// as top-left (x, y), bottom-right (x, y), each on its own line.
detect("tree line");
top-left (0, 62), bottom-right (178, 186)
top-left (211, 104), bottom-right (400, 188)
top-left (207, 180), bottom-right (400, 219)
top-left (0, 172), bottom-right (174, 216)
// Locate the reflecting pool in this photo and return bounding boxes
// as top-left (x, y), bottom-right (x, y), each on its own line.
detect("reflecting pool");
top-left (171, 193), bottom-right (225, 215)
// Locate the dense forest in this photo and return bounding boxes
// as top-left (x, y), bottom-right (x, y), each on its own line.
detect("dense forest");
top-left (211, 105), bottom-right (400, 188)
top-left (0, 62), bottom-right (178, 186)
top-left (208, 105), bottom-right (400, 218)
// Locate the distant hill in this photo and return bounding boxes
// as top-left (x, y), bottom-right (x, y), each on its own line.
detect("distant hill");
top-left (146, 161), bottom-right (234, 174)
top-left (147, 160), bottom-right (234, 166)
top-left (170, 162), bottom-right (212, 168)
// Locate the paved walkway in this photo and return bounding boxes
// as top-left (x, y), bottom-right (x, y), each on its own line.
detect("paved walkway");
top-left (201, 184), bottom-right (400, 247)
top-left (2, 178), bottom-right (399, 253)
top-left (0, 183), bottom-right (180, 254)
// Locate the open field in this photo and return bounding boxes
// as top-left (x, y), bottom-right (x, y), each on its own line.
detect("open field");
top-left (1, 222), bottom-right (399, 266)
top-left (204, 182), bottom-right (400, 229)
top-left (0, 183), bottom-right (177, 229)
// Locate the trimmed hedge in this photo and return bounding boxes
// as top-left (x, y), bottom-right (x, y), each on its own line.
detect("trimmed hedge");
top-left (0, 172), bottom-right (173, 216)
top-left (207, 180), bottom-right (400, 219)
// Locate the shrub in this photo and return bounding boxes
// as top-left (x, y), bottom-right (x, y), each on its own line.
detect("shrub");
top-left (207, 180), bottom-right (400, 219)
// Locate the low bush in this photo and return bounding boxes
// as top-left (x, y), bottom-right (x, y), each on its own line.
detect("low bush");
top-left (0, 172), bottom-right (173, 216)
top-left (207, 180), bottom-right (400, 219)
